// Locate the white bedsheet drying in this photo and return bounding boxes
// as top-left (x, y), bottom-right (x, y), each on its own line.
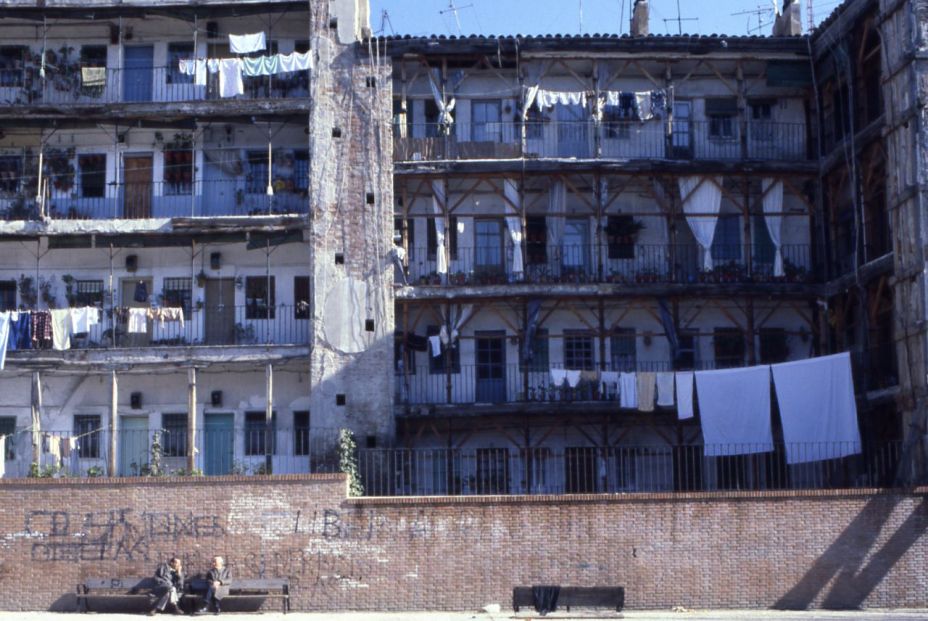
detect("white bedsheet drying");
top-left (695, 366), bottom-right (773, 456)
top-left (771, 352), bottom-right (861, 465)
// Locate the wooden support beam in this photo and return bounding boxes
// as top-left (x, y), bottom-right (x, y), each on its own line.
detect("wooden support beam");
top-left (109, 370), bottom-right (118, 476)
top-left (187, 367), bottom-right (197, 473)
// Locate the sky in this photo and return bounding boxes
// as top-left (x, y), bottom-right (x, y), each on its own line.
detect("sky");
top-left (369, 0), bottom-right (847, 38)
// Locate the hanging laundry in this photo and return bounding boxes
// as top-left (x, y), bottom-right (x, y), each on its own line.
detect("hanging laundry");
top-left (0, 311), bottom-right (9, 370)
top-left (47, 434), bottom-right (61, 465)
top-left (770, 352), bottom-right (861, 465)
top-left (81, 67), bottom-right (106, 88)
top-left (675, 372), bottom-right (695, 420)
top-left (619, 372), bottom-right (638, 409)
top-left (183, 58), bottom-right (209, 86)
top-left (8, 311), bottom-right (30, 351)
top-left (428, 335), bottom-right (442, 358)
top-left (535, 89), bottom-right (588, 112)
top-left (229, 32), bottom-right (267, 54)
top-left (635, 92), bottom-right (653, 121)
top-left (637, 372), bottom-right (656, 412)
top-left (656, 372), bottom-right (675, 407)
top-left (148, 307), bottom-right (185, 329)
top-left (550, 368), bottom-right (568, 388)
top-left (600, 371), bottom-right (620, 400)
top-left (50, 309), bottom-right (71, 351)
top-left (69, 307), bottom-right (92, 333)
top-left (0, 435), bottom-right (5, 478)
top-left (218, 59), bottom-right (244, 98)
top-left (59, 436), bottom-right (71, 460)
top-left (242, 55), bottom-right (278, 77)
top-left (649, 90), bottom-right (668, 117)
top-left (695, 366), bottom-right (773, 457)
top-left (133, 281), bottom-right (148, 303)
top-left (565, 370), bottom-right (582, 388)
top-left (31, 311), bottom-right (52, 349)
top-left (277, 51), bottom-right (313, 73)
top-left (128, 308), bottom-right (148, 334)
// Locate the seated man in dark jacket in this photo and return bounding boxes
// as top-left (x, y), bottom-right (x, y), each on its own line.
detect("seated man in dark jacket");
top-left (197, 555), bottom-right (232, 614)
top-left (150, 557), bottom-right (184, 615)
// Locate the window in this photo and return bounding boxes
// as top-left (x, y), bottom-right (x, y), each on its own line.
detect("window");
top-left (759, 328), bottom-right (789, 364)
top-left (424, 99), bottom-right (441, 137)
top-left (80, 45), bottom-right (107, 68)
top-left (293, 411), bottom-right (310, 456)
top-left (565, 447), bottom-right (598, 493)
top-left (163, 149), bottom-right (193, 195)
top-left (0, 46), bottom-right (26, 88)
top-left (167, 43), bottom-right (195, 84)
top-left (244, 411), bottom-right (276, 456)
top-left (610, 329), bottom-right (637, 372)
top-left (246, 151), bottom-right (268, 194)
top-left (0, 155), bottom-right (22, 194)
top-left (292, 150), bottom-right (309, 192)
top-left (427, 217), bottom-right (458, 261)
top-left (394, 217), bottom-right (414, 251)
top-left (162, 277), bottom-right (192, 315)
top-left (471, 100), bottom-right (502, 142)
top-left (714, 328), bottom-right (745, 369)
top-left (562, 219), bottom-right (589, 271)
top-left (520, 328), bottom-right (549, 373)
top-left (606, 215), bottom-right (638, 260)
top-left (474, 219), bottom-right (503, 272)
top-left (603, 104), bottom-right (633, 139)
top-left (0, 280), bottom-right (15, 311)
top-left (78, 154), bottom-right (106, 198)
top-left (245, 276), bottom-right (276, 319)
top-left (519, 447), bottom-right (551, 494)
top-left (0, 416), bottom-right (15, 460)
top-left (162, 414), bottom-right (187, 457)
top-left (74, 280), bottom-right (104, 309)
top-left (675, 331), bottom-right (697, 371)
top-left (475, 448), bottom-right (509, 494)
top-left (711, 216), bottom-right (742, 263)
top-left (294, 276), bottom-right (310, 319)
top-left (750, 100), bottom-right (774, 141)
top-left (563, 331), bottom-right (594, 370)
top-left (73, 415), bottom-right (101, 459)
top-left (294, 40), bottom-right (310, 54)
top-left (427, 325), bottom-right (460, 374)
top-left (525, 217), bottom-right (547, 265)
top-left (706, 98), bottom-right (738, 139)
top-left (752, 214), bottom-right (776, 272)
top-left (394, 332), bottom-right (416, 373)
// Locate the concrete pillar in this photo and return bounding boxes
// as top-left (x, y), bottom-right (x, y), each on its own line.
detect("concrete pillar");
top-left (187, 368), bottom-right (197, 473)
top-left (109, 370), bottom-right (117, 476)
top-left (631, 0), bottom-right (649, 37)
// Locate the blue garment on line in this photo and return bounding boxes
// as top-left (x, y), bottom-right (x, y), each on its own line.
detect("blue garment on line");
top-left (7, 312), bottom-right (31, 350)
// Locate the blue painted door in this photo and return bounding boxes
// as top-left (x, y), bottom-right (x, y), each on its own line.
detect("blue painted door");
top-left (204, 413), bottom-right (234, 475)
top-left (123, 46), bottom-right (153, 102)
top-left (119, 416), bottom-right (149, 476)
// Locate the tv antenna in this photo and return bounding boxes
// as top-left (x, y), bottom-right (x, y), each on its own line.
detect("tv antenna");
top-left (806, 0), bottom-right (815, 33)
top-left (439, 1), bottom-right (472, 35)
top-left (378, 9), bottom-right (395, 36)
top-left (731, 5), bottom-right (776, 35)
top-left (663, 0), bottom-right (698, 35)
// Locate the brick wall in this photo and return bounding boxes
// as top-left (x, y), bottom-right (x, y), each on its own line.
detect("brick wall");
top-left (0, 476), bottom-right (926, 611)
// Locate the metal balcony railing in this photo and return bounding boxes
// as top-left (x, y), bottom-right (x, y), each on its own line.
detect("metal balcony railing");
top-left (358, 442), bottom-right (901, 496)
top-left (6, 304), bottom-right (310, 353)
top-left (0, 180), bottom-right (308, 221)
top-left (394, 121), bottom-right (810, 163)
top-left (402, 243), bottom-right (815, 287)
top-left (5, 65), bottom-right (309, 107)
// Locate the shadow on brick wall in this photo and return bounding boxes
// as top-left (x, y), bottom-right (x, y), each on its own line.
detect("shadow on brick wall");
top-left (775, 495), bottom-right (928, 609)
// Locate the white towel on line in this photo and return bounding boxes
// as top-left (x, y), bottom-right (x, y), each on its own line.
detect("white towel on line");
top-left (675, 372), bottom-right (695, 420)
top-left (619, 372), bottom-right (637, 409)
top-left (550, 369), bottom-right (568, 387)
top-left (50, 309), bottom-right (71, 351)
top-left (428, 335), bottom-right (442, 358)
top-left (229, 32), bottom-right (266, 54)
top-left (600, 371), bottom-right (619, 398)
top-left (128, 308), bottom-right (148, 334)
top-left (771, 352), bottom-right (861, 465)
top-left (695, 366), bottom-right (773, 456)
top-left (218, 59), bottom-right (244, 98)
top-left (565, 370), bottom-right (582, 388)
top-left (656, 372), bottom-right (675, 406)
top-left (637, 372), bottom-right (656, 412)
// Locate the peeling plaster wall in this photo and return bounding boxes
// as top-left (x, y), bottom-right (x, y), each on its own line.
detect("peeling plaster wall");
top-left (309, 0), bottom-right (394, 438)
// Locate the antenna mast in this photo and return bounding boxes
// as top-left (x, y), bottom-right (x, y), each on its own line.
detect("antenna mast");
top-left (806, 0), bottom-right (815, 33)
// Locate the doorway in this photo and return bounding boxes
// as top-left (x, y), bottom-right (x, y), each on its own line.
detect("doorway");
top-left (204, 413), bottom-right (234, 475)
top-left (120, 277), bottom-right (152, 346)
top-left (204, 278), bottom-right (235, 345)
top-left (123, 45), bottom-right (153, 102)
top-left (475, 331), bottom-right (506, 403)
top-left (119, 416), bottom-right (149, 476)
top-left (123, 155), bottom-right (153, 219)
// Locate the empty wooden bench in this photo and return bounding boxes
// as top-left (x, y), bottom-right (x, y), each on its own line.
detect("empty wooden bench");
top-left (513, 585), bottom-right (625, 614)
top-left (187, 577), bottom-right (291, 613)
top-left (76, 577), bottom-right (162, 613)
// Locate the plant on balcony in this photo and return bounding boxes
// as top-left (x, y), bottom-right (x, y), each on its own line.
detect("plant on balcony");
top-left (783, 260), bottom-right (809, 283)
top-left (17, 274), bottom-right (36, 308)
top-left (39, 275), bottom-right (57, 309)
top-left (45, 148), bottom-right (76, 193)
top-left (61, 274), bottom-right (77, 307)
top-left (338, 428), bottom-right (364, 497)
top-left (85, 465), bottom-right (104, 478)
top-left (450, 271), bottom-right (468, 286)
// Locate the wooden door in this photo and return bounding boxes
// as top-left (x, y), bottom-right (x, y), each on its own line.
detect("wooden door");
top-left (204, 278), bottom-right (235, 345)
top-left (123, 155), bottom-right (153, 219)
top-left (120, 278), bottom-right (152, 346)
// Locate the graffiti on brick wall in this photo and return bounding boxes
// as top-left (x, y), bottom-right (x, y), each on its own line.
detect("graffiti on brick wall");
top-left (24, 509), bottom-right (224, 563)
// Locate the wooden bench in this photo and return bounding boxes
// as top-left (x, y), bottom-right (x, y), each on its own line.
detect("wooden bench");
top-left (186, 577), bottom-right (291, 613)
top-left (76, 577), bottom-right (163, 613)
top-left (512, 585), bottom-right (625, 614)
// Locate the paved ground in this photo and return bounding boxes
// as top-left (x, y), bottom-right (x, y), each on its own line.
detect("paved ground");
top-left (2, 610), bottom-right (928, 621)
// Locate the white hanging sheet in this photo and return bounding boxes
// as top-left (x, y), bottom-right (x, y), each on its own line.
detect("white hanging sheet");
top-left (229, 32), bottom-right (266, 54)
top-left (695, 366), bottom-right (773, 456)
top-left (656, 372), bottom-right (675, 406)
top-left (503, 178), bottom-right (523, 280)
top-left (535, 89), bottom-right (587, 112)
top-left (431, 180), bottom-right (447, 275)
top-left (762, 178), bottom-right (785, 277)
top-left (619, 372), bottom-right (638, 409)
top-left (771, 352), bottom-right (861, 465)
top-left (675, 371), bottom-right (695, 420)
top-left (218, 59), bottom-right (244, 98)
top-left (679, 176), bottom-right (723, 272)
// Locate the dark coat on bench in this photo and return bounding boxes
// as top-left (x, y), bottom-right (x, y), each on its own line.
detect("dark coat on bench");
top-left (153, 564), bottom-right (185, 600)
top-left (206, 567), bottom-right (232, 600)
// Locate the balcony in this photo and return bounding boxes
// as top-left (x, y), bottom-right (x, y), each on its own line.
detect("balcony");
top-left (394, 121), bottom-right (810, 164)
top-left (402, 243), bottom-right (815, 288)
top-left (0, 180), bottom-right (308, 221)
top-left (1, 65), bottom-right (309, 109)
top-left (7, 305), bottom-right (309, 355)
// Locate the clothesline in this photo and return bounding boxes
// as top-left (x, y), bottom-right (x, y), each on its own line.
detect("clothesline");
top-left (178, 51), bottom-right (313, 98)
